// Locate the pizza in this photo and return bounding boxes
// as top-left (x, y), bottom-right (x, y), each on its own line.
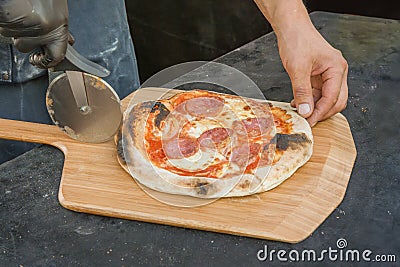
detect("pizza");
top-left (117, 89), bottom-right (313, 198)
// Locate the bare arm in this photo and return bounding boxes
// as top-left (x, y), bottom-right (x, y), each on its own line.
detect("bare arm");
top-left (254, 0), bottom-right (348, 126)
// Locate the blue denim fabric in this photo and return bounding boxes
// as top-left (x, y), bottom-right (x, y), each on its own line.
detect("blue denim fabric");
top-left (0, 0), bottom-right (140, 163)
top-left (0, 43), bottom-right (12, 83)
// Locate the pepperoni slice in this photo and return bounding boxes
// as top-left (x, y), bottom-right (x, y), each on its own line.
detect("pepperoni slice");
top-left (230, 143), bottom-right (261, 167)
top-left (198, 128), bottom-right (232, 149)
top-left (233, 117), bottom-right (273, 138)
top-left (173, 101), bottom-right (187, 114)
top-left (163, 138), bottom-right (199, 159)
top-left (185, 97), bottom-right (224, 117)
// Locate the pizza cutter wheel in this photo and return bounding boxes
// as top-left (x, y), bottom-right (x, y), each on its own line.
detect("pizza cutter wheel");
top-left (46, 71), bottom-right (122, 143)
top-left (45, 43), bottom-right (122, 143)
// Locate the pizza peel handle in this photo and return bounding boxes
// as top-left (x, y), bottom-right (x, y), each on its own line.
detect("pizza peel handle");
top-left (0, 118), bottom-right (74, 147)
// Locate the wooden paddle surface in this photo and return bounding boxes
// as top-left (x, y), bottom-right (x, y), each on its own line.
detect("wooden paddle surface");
top-left (0, 87), bottom-right (357, 243)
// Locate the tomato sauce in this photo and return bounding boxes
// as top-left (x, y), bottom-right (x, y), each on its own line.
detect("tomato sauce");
top-left (142, 92), bottom-right (293, 179)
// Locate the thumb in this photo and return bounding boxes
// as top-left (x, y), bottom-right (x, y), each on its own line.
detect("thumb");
top-left (40, 35), bottom-right (68, 68)
top-left (27, 37), bottom-right (67, 69)
top-left (289, 68), bottom-right (314, 118)
top-left (31, 25), bottom-right (68, 68)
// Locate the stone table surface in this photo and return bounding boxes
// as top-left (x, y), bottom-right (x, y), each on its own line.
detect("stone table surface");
top-left (1, 12), bottom-right (399, 266)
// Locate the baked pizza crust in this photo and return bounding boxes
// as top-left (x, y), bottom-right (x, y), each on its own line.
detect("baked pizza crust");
top-left (227, 101), bottom-right (313, 196)
top-left (117, 94), bottom-right (313, 199)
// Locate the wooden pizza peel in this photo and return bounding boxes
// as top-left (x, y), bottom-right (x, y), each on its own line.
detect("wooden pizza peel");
top-left (0, 87), bottom-right (357, 243)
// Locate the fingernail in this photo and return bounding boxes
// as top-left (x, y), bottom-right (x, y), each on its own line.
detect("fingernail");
top-left (298, 103), bottom-right (311, 115)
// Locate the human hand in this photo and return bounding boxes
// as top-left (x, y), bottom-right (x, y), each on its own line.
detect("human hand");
top-left (277, 24), bottom-right (348, 127)
top-left (0, 0), bottom-right (69, 68)
top-left (253, 0), bottom-right (348, 127)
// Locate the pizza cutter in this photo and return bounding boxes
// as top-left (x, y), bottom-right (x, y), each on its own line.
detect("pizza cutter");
top-left (46, 44), bottom-right (123, 143)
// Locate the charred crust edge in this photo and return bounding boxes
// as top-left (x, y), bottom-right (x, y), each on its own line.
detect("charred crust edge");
top-left (190, 180), bottom-right (212, 195)
top-left (264, 133), bottom-right (311, 152)
top-left (126, 101), bottom-right (156, 133)
top-left (116, 130), bottom-right (126, 164)
top-left (150, 101), bottom-right (170, 129)
top-left (275, 133), bottom-right (311, 151)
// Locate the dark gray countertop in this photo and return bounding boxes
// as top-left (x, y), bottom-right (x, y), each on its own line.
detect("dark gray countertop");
top-left (1, 12), bottom-right (399, 266)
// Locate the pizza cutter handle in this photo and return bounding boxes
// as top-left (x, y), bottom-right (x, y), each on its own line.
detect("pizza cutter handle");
top-left (51, 44), bottom-right (110, 78)
top-left (0, 118), bottom-right (72, 146)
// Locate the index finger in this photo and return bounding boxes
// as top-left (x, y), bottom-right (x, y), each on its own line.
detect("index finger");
top-left (307, 67), bottom-right (344, 126)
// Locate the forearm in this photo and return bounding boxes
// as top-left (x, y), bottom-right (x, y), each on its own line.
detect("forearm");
top-left (253, 0), bottom-right (315, 38)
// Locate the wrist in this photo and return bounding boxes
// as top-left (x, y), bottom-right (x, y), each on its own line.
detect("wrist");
top-left (255, 0), bottom-right (316, 39)
top-left (274, 3), bottom-right (315, 37)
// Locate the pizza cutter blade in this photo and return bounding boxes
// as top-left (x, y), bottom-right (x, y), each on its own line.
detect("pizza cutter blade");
top-left (46, 42), bottom-right (122, 143)
top-left (46, 71), bottom-right (122, 143)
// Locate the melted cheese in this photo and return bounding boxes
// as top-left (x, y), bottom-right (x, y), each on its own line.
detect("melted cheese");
top-left (224, 98), bottom-right (257, 121)
top-left (184, 97), bottom-right (266, 138)
top-left (168, 148), bottom-right (226, 172)
top-left (143, 90), bottom-right (288, 179)
top-left (185, 119), bottom-right (224, 138)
